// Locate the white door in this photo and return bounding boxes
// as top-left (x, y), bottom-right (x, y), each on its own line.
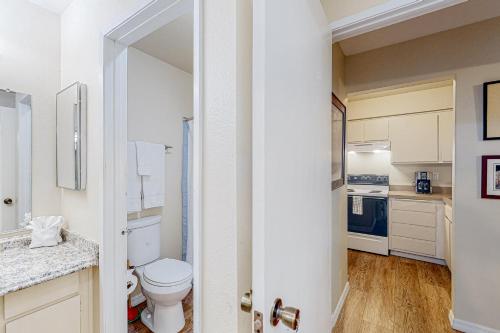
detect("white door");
top-left (252, 1), bottom-right (332, 332)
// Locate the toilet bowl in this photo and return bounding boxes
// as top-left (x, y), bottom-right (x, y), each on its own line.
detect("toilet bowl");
top-left (127, 216), bottom-right (193, 333)
top-left (136, 259), bottom-right (192, 333)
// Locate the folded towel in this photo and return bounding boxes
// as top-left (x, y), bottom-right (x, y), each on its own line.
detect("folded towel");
top-left (352, 196), bottom-right (363, 215)
top-left (136, 141), bottom-right (158, 176)
top-left (127, 142), bottom-right (142, 212)
top-left (27, 216), bottom-right (64, 248)
top-left (141, 143), bottom-right (165, 209)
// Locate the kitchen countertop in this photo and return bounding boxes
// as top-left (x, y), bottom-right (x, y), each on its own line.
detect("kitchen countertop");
top-left (0, 230), bottom-right (99, 296)
top-left (388, 190), bottom-right (452, 203)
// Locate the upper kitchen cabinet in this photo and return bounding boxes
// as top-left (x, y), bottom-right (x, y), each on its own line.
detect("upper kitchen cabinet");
top-left (389, 113), bottom-right (439, 163)
top-left (439, 111), bottom-right (453, 163)
top-left (347, 118), bottom-right (389, 143)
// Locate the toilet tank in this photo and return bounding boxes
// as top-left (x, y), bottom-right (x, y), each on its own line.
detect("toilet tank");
top-left (127, 215), bottom-right (161, 267)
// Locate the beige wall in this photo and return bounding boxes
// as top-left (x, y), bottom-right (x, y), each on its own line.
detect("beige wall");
top-left (321, 0), bottom-right (389, 22)
top-left (127, 47), bottom-right (193, 261)
top-left (0, 0), bottom-right (61, 219)
top-left (331, 44), bottom-right (348, 313)
top-left (344, 17), bottom-right (500, 330)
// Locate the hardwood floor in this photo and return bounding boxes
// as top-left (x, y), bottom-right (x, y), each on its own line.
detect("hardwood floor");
top-left (128, 291), bottom-right (193, 333)
top-left (333, 250), bottom-right (460, 333)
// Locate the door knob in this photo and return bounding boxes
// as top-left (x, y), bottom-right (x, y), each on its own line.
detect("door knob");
top-left (270, 298), bottom-right (300, 330)
top-left (3, 198), bottom-right (13, 205)
top-left (240, 290), bottom-right (252, 313)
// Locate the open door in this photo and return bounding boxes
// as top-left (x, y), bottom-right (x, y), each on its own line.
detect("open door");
top-left (252, 0), bottom-right (333, 332)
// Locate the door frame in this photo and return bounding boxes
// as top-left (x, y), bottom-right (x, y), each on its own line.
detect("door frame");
top-left (101, 0), bottom-right (203, 332)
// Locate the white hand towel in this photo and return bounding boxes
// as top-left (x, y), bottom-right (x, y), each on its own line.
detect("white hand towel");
top-left (127, 142), bottom-right (142, 212)
top-left (27, 216), bottom-right (64, 248)
top-left (136, 141), bottom-right (157, 176)
top-left (352, 196), bottom-right (363, 215)
top-left (141, 143), bottom-right (165, 209)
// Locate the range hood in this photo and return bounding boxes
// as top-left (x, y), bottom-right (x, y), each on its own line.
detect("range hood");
top-left (347, 141), bottom-right (391, 153)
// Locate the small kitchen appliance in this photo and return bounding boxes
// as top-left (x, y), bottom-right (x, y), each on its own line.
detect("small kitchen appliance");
top-left (415, 171), bottom-right (432, 194)
top-left (347, 174), bottom-right (389, 256)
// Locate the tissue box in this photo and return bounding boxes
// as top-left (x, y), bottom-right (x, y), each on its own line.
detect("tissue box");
top-left (27, 216), bottom-right (65, 249)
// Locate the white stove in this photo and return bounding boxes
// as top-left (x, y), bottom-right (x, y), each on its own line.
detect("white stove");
top-left (347, 175), bottom-right (389, 256)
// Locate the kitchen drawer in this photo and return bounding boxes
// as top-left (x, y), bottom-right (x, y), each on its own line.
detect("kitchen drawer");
top-left (391, 210), bottom-right (436, 227)
top-left (392, 199), bottom-right (436, 213)
top-left (445, 205), bottom-right (452, 222)
top-left (4, 272), bottom-right (79, 320)
top-left (392, 223), bottom-right (436, 241)
top-left (391, 236), bottom-right (436, 257)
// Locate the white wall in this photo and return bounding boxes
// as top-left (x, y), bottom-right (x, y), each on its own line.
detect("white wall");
top-left (0, 0), bottom-right (61, 219)
top-left (127, 47), bottom-right (193, 260)
top-left (321, 0), bottom-right (389, 22)
top-left (344, 17), bottom-right (500, 330)
top-left (347, 152), bottom-right (453, 186)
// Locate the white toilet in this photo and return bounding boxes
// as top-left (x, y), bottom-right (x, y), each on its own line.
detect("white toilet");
top-left (128, 215), bottom-right (192, 333)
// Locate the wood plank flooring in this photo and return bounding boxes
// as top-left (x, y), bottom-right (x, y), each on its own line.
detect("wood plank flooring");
top-left (128, 291), bottom-right (193, 333)
top-left (333, 250), bottom-right (460, 333)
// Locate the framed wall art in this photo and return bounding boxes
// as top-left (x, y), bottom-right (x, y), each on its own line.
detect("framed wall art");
top-left (331, 92), bottom-right (346, 191)
top-left (483, 80), bottom-right (500, 140)
top-left (481, 155), bottom-right (500, 199)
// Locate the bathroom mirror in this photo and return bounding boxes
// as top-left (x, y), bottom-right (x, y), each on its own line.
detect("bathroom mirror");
top-left (0, 89), bottom-right (32, 232)
top-left (56, 82), bottom-right (87, 190)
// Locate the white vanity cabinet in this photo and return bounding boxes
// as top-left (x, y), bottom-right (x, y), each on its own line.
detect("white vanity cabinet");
top-left (0, 268), bottom-right (96, 333)
top-left (389, 198), bottom-right (446, 261)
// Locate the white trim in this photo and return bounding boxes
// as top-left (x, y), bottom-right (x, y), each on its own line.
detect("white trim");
top-left (102, 0), bottom-right (202, 332)
top-left (449, 310), bottom-right (500, 333)
top-left (330, 282), bottom-right (350, 330)
top-left (329, 0), bottom-right (468, 42)
top-left (390, 250), bottom-right (446, 265)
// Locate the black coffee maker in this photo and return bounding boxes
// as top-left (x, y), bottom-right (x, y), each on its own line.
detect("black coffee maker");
top-left (415, 171), bottom-right (432, 194)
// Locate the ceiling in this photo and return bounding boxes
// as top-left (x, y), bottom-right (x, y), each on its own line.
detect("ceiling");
top-left (29, 0), bottom-right (73, 13)
top-left (340, 0), bottom-right (500, 55)
top-left (132, 13), bottom-right (194, 74)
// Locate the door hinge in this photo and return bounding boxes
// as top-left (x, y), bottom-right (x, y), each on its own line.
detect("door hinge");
top-left (254, 311), bottom-right (263, 333)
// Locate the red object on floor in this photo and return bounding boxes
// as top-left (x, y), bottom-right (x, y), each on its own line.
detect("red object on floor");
top-left (128, 305), bottom-right (140, 323)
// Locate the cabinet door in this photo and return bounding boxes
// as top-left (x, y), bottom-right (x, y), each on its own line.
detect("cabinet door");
top-left (389, 113), bottom-right (439, 163)
top-left (444, 217), bottom-right (451, 267)
top-left (439, 111), bottom-right (453, 163)
top-left (347, 120), bottom-right (364, 143)
top-left (364, 118), bottom-right (389, 141)
top-left (6, 296), bottom-right (80, 333)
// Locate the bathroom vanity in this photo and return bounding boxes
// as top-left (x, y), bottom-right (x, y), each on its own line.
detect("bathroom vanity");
top-left (0, 231), bottom-right (99, 333)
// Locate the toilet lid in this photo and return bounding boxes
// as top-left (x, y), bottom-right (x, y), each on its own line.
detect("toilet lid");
top-left (144, 259), bottom-right (192, 287)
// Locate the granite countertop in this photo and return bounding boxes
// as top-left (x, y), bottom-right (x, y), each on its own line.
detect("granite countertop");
top-left (388, 190), bottom-right (452, 203)
top-left (0, 230), bottom-right (99, 296)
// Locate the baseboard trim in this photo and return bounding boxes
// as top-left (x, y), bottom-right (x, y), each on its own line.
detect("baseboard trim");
top-left (449, 310), bottom-right (500, 333)
top-left (390, 250), bottom-right (446, 265)
top-left (131, 293), bottom-right (146, 307)
top-left (330, 282), bottom-right (350, 330)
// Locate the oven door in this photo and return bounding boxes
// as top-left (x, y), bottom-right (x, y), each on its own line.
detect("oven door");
top-left (348, 196), bottom-right (387, 237)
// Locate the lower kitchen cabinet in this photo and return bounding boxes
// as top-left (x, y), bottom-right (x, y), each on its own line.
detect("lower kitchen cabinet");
top-left (389, 198), bottom-right (446, 261)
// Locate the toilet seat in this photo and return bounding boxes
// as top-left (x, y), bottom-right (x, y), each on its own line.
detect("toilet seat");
top-left (143, 258), bottom-right (192, 287)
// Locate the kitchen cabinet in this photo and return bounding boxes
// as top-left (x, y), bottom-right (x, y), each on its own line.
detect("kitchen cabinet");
top-left (389, 113), bottom-right (439, 163)
top-left (347, 118), bottom-right (389, 143)
top-left (444, 203), bottom-right (453, 271)
top-left (347, 120), bottom-right (364, 143)
top-left (389, 198), bottom-right (445, 260)
top-left (0, 268), bottom-right (95, 333)
top-left (439, 111), bottom-right (453, 163)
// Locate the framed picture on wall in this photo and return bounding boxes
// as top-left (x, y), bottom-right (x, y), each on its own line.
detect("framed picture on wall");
top-left (481, 155), bottom-right (500, 199)
top-left (483, 80), bottom-right (500, 140)
top-left (331, 92), bottom-right (346, 191)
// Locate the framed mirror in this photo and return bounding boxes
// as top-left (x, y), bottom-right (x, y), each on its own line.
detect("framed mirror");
top-left (56, 82), bottom-right (87, 190)
top-left (331, 92), bottom-right (346, 190)
top-left (0, 89), bottom-right (31, 232)
top-left (484, 80), bottom-right (500, 140)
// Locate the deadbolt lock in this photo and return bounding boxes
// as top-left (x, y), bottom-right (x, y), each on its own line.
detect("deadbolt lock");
top-left (270, 298), bottom-right (300, 331)
top-left (241, 290), bottom-right (252, 313)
